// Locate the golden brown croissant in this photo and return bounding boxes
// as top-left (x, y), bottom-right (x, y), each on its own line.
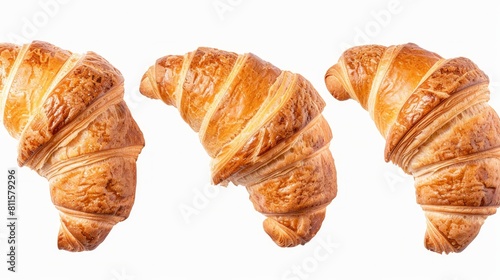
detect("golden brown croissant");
top-left (325, 43), bottom-right (500, 253)
top-left (140, 47), bottom-right (337, 247)
top-left (0, 41), bottom-right (145, 251)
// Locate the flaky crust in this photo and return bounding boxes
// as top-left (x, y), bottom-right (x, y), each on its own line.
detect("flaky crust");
top-left (0, 41), bottom-right (145, 251)
top-left (140, 47), bottom-right (337, 247)
top-left (325, 43), bottom-right (500, 253)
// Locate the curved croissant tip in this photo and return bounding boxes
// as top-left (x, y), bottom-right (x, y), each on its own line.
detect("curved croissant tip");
top-left (423, 210), bottom-right (487, 254)
top-left (262, 208), bottom-right (327, 247)
top-left (57, 212), bottom-right (116, 252)
top-left (424, 232), bottom-right (462, 254)
top-left (324, 65), bottom-right (350, 101)
top-left (57, 225), bottom-right (110, 252)
top-left (58, 224), bottom-right (87, 252)
top-left (139, 66), bottom-right (160, 100)
top-left (263, 218), bottom-right (305, 247)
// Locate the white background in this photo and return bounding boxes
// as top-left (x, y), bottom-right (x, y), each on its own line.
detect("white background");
top-left (0, 1), bottom-right (500, 279)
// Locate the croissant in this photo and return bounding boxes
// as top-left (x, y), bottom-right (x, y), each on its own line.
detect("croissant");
top-left (0, 41), bottom-right (145, 251)
top-left (325, 43), bottom-right (500, 253)
top-left (140, 47), bottom-right (337, 247)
